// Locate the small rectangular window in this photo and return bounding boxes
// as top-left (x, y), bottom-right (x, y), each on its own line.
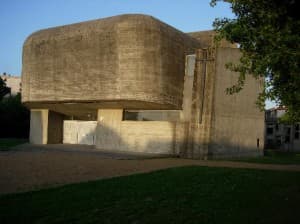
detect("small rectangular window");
top-left (295, 132), bottom-right (299, 140)
top-left (123, 110), bottom-right (139, 121)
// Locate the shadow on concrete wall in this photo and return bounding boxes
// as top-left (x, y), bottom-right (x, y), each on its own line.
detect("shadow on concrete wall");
top-left (62, 121), bottom-right (262, 158)
top-left (93, 122), bottom-right (176, 155)
top-left (208, 136), bottom-right (263, 159)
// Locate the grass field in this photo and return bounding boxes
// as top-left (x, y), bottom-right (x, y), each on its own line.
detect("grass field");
top-left (0, 138), bottom-right (27, 150)
top-left (232, 150), bottom-right (300, 165)
top-left (1, 166), bottom-right (299, 224)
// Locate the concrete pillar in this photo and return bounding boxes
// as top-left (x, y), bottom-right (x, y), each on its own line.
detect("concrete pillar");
top-left (185, 48), bottom-right (216, 159)
top-left (29, 109), bottom-right (49, 144)
top-left (185, 49), bottom-right (207, 158)
top-left (180, 54), bottom-right (196, 122)
top-left (174, 122), bottom-right (189, 156)
top-left (95, 109), bottom-right (123, 150)
top-left (175, 55), bottom-right (196, 156)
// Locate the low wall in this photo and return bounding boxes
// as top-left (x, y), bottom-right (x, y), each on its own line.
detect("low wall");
top-left (95, 109), bottom-right (178, 154)
top-left (119, 121), bottom-right (176, 154)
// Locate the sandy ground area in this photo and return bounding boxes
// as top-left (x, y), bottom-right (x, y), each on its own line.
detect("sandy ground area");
top-left (1, 144), bottom-right (300, 195)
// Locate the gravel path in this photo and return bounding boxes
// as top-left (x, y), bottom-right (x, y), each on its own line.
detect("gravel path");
top-left (1, 144), bottom-right (300, 195)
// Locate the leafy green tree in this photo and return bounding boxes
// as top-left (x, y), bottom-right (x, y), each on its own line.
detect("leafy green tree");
top-left (0, 74), bottom-right (29, 138)
top-left (0, 76), bottom-right (10, 100)
top-left (211, 0), bottom-right (299, 121)
top-left (0, 91), bottom-right (30, 138)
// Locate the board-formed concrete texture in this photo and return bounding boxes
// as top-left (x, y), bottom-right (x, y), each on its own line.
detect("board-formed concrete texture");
top-left (22, 14), bottom-right (264, 159)
top-left (22, 14), bottom-right (200, 112)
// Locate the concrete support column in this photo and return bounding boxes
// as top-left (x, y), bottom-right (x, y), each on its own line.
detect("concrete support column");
top-left (185, 48), bottom-right (216, 159)
top-left (175, 54), bottom-right (196, 156)
top-left (95, 109), bottom-right (123, 150)
top-left (174, 122), bottom-right (189, 156)
top-left (180, 54), bottom-right (196, 122)
top-left (29, 109), bottom-right (49, 144)
top-left (186, 49), bottom-right (207, 158)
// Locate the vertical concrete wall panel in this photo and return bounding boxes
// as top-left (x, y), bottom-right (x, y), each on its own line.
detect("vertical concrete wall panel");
top-left (180, 55), bottom-right (195, 122)
top-left (120, 121), bottom-right (175, 154)
top-left (77, 121), bottom-right (97, 145)
top-left (29, 109), bottom-right (48, 144)
top-left (96, 109), bottom-right (123, 150)
top-left (211, 47), bottom-right (264, 157)
top-left (63, 121), bottom-right (78, 144)
top-left (63, 121), bottom-right (97, 145)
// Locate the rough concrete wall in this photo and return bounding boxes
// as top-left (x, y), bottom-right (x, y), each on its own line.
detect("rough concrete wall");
top-left (120, 121), bottom-right (176, 154)
top-left (180, 55), bottom-right (195, 122)
top-left (188, 30), bottom-right (215, 48)
top-left (22, 14), bottom-right (200, 109)
top-left (210, 47), bottom-right (265, 157)
top-left (63, 121), bottom-right (78, 144)
top-left (188, 30), bottom-right (237, 48)
top-left (47, 111), bottom-right (64, 144)
top-left (95, 109), bottom-right (123, 150)
top-left (94, 109), bottom-right (176, 154)
top-left (174, 122), bottom-right (189, 156)
top-left (184, 49), bottom-right (216, 159)
top-left (63, 120), bottom-right (97, 145)
top-left (29, 109), bottom-right (48, 144)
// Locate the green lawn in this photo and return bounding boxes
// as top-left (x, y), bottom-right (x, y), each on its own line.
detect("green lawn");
top-left (1, 166), bottom-right (300, 224)
top-left (231, 150), bottom-right (300, 165)
top-left (0, 138), bottom-right (27, 150)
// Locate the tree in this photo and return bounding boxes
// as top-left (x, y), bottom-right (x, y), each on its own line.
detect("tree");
top-left (0, 75), bottom-right (29, 138)
top-left (0, 76), bottom-right (10, 100)
top-left (0, 93), bottom-right (30, 138)
top-left (211, 0), bottom-right (300, 122)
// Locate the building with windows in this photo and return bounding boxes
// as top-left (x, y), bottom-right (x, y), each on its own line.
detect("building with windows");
top-left (21, 14), bottom-right (264, 159)
top-left (0, 73), bottom-right (21, 96)
top-left (265, 106), bottom-right (300, 151)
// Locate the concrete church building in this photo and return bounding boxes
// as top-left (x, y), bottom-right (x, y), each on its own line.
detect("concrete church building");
top-left (22, 14), bottom-right (264, 159)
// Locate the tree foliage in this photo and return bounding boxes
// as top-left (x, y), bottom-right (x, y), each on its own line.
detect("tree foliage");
top-left (0, 76), bottom-right (10, 101)
top-left (211, 0), bottom-right (300, 121)
top-left (0, 93), bottom-right (30, 138)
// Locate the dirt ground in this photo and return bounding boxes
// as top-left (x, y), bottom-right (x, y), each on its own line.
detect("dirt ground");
top-left (1, 144), bottom-right (300, 195)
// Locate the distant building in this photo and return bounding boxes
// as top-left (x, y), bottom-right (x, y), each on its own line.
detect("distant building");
top-left (0, 73), bottom-right (21, 96)
top-left (265, 106), bottom-right (300, 151)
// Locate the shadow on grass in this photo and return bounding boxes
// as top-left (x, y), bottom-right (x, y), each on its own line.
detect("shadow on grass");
top-left (0, 138), bottom-right (28, 151)
top-left (229, 150), bottom-right (300, 165)
top-left (0, 166), bottom-right (299, 224)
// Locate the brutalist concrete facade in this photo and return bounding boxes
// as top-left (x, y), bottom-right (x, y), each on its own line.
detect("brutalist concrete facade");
top-left (22, 14), bottom-right (264, 158)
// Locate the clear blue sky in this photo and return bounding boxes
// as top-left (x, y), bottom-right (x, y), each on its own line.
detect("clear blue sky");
top-left (0, 0), bottom-right (233, 76)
